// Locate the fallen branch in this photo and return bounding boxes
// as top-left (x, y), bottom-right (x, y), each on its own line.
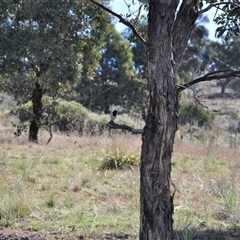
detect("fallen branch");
top-left (88, 0), bottom-right (147, 46)
top-left (107, 120), bottom-right (144, 134)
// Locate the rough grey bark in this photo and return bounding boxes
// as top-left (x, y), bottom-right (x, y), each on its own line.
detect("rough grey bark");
top-left (139, 1), bottom-right (198, 239)
top-left (29, 63), bottom-right (48, 142)
top-left (29, 82), bottom-right (44, 142)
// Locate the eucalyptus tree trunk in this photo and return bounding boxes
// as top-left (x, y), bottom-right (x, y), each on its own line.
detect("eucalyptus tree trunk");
top-left (29, 64), bottom-right (48, 142)
top-left (140, 1), bottom-right (198, 239)
top-left (29, 82), bottom-right (44, 142)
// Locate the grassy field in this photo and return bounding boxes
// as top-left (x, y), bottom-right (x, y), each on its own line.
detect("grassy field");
top-left (0, 126), bottom-right (240, 239)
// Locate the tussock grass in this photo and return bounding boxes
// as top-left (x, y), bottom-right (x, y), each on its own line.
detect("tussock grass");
top-left (99, 147), bottom-right (140, 170)
top-left (0, 130), bottom-right (239, 239)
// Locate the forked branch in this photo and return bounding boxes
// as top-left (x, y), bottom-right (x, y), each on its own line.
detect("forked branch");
top-left (89, 0), bottom-right (147, 45)
top-left (177, 70), bottom-right (240, 95)
top-left (107, 120), bottom-right (144, 134)
top-left (199, 1), bottom-right (240, 15)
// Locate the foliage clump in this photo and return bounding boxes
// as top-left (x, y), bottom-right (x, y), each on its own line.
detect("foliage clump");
top-left (179, 103), bottom-right (215, 128)
top-left (100, 148), bottom-right (140, 170)
top-left (14, 96), bottom-right (143, 136)
top-left (15, 97), bottom-right (109, 135)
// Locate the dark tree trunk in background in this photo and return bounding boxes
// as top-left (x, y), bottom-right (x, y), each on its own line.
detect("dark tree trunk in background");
top-left (139, 1), bottom-right (198, 239)
top-left (219, 78), bottom-right (232, 98)
top-left (29, 82), bottom-right (44, 142)
top-left (29, 63), bottom-right (48, 142)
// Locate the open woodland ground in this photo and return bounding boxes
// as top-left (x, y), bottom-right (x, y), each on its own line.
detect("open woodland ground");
top-left (0, 84), bottom-right (240, 239)
top-left (0, 127), bottom-right (240, 239)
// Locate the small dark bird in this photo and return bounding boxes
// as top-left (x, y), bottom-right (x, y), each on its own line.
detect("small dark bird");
top-left (110, 109), bottom-right (117, 121)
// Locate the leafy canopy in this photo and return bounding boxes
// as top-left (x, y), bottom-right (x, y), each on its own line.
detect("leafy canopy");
top-left (0, 0), bottom-right (111, 101)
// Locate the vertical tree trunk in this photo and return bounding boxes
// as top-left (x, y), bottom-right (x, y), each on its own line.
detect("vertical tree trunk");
top-left (139, 1), bottom-right (179, 239)
top-left (29, 82), bottom-right (43, 142)
top-left (139, 0), bottom-right (199, 237)
top-left (220, 78), bottom-right (231, 98)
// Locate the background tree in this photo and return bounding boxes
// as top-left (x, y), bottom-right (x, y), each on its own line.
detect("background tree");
top-left (77, 26), bottom-right (146, 114)
top-left (123, 20), bottom-right (148, 81)
top-left (208, 36), bottom-right (240, 97)
top-left (0, 0), bottom-right (111, 142)
top-left (178, 18), bottom-right (212, 93)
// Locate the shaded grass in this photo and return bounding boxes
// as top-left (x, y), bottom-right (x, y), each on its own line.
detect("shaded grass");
top-left (0, 132), bottom-right (239, 239)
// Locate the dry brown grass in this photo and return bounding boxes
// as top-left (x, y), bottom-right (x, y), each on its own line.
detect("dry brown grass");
top-left (172, 136), bottom-right (240, 239)
top-left (0, 132), bottom-right (141, 239)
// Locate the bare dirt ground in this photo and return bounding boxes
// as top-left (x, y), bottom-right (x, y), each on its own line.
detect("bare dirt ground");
top-left (0, 229), bottom-right (137, 240)
top-left (1, 228), bottom-right (240, 240)
top-left (0, 228), bottom-right (49, 240)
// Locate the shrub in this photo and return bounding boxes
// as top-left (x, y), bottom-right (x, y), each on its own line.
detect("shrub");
top-left (179, 103), bottom-right (215, 128)
top-left (14, 97), bottom-right (109, 135)
top-left (14, 96), bottom-right (144, 136)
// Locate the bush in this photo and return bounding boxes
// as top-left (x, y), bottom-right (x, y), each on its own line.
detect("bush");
top-left (179, 103), bottom-right (215, 128)
top-left (14, 96), bottom-right (144, 136)
top-left (15, 97), bottom-right (109, 135)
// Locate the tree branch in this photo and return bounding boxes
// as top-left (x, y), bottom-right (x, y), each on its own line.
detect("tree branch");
top-left (173, 2), bottom-right (199, 66)
top-left (177, 70), bottom-right (240, 95)
top-left (88, 0), bottom-right (147, 46)
top-left (199, 2), bottom-right (240, 15)
top-left (107, 120), bottom-right (144, 134)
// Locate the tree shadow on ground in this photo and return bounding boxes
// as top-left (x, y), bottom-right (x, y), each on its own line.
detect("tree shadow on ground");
top-left (174, 226), bottom-right (240, 240)
top-left (0, 229), bottom-right (240, 239)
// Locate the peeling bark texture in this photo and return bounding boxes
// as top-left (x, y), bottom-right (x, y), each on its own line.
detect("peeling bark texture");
top-left (140, 0), bottom-right (198, 239)
top-left (29, 82), bottom-right (44, 143)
